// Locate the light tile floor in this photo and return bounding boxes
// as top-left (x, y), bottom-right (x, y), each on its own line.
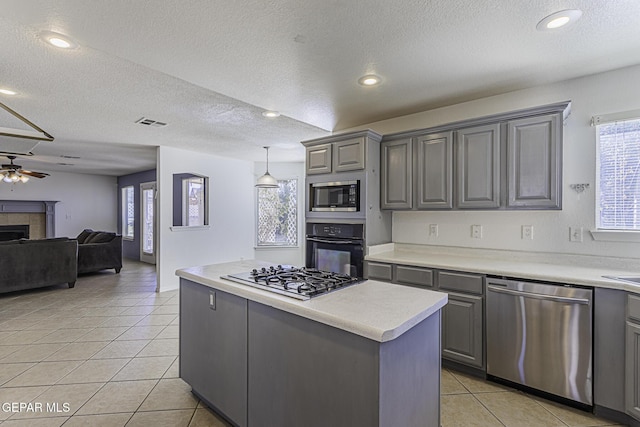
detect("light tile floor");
top-left (0, 260), bottom-right (629, 426)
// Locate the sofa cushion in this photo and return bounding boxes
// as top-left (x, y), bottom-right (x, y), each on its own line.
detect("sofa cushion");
top-left (83, 231), bottom-right (101, 243)
top-left (85, 232), bottom-right (115, 244)
top-left (76, 229), bottom-right (93, 243)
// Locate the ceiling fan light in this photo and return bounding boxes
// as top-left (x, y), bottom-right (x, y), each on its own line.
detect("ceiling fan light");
top-left (2, 175), bottom-right (11, 183)
top-left (19, 175), bottom-right (29, 183)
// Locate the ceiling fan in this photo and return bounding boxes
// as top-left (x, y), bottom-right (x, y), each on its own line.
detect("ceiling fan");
top-left (0, 155), bottom-right (49, 183)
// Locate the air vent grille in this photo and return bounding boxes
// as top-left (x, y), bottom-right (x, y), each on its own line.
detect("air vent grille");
top-left (60, 155), bottom-right (81, 159)
top-left (136, 117), bottom-right (167, 127)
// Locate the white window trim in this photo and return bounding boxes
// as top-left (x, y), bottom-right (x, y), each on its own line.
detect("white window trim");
top-left (121, 185), bottom-right (135, 241)
top-left (590, 229), bottom-right (640, 243)
top-left (593, 109), bottom-right (640, 240)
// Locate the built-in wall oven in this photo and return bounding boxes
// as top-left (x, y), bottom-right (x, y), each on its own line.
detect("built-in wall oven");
top-left (305, 222), bottom-right (364, 278)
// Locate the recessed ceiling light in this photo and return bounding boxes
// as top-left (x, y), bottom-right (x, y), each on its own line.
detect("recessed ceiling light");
top-left (262, 110), bottom-right (281, 118)
top-left (358, 74), bottom-right (382, 86)
top-left (536, 9), bottom-right (582, 31)
top-left (0, 89), bottom-right (17, 96)
top-left (40, 31), bottom-right (78, 49)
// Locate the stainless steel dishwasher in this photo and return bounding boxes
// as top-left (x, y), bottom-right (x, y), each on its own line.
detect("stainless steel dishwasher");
top-left (486, 278), bottom-right (593, 406)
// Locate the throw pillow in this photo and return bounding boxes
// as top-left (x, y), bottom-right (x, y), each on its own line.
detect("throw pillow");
top-left (76, 229), bottom-right (93, 243)
top-left (86, 232), bottom-right (115, 244)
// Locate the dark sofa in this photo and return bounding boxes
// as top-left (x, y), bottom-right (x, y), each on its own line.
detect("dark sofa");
top-left (0, 238), bottom-right (78, 294)
top-left (76, 229), bottom-right (123, 274)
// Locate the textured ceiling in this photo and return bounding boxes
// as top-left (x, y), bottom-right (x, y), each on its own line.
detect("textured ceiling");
top-left (1, 0), bottom-right (640, 176)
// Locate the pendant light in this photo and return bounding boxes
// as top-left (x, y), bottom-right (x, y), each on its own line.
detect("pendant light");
top-left (255, 146), bottom-right (278, 188)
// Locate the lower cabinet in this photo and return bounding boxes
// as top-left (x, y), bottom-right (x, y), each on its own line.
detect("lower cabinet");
top-left (441, 291), bottom-right (484, 369)
top-left (626, 294), bottom-right (640, 421)
top-left (365, 261), bottom-right (485, 370)
top-left (180, 277), bottom-right (441, 427)
top-left (180, 280), bottom-right (248, 427)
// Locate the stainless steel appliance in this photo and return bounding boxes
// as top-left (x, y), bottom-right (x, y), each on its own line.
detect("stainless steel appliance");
top-left (309, 180), bottom-right (360, 212)
top-left (223, 265), bottom-right (361, 300)
top-left (486, 278), bottom-right (593, 406)
top-left (306, 222), bottom-right (364, 278)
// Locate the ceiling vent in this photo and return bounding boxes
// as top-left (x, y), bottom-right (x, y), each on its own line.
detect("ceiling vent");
top-left (60, 155), bottom-right (80, 159)
top-left (135, 117), bottom-right (167, 127)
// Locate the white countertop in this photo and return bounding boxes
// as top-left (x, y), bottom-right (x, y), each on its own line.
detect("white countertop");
top-left (176, 260), bottom-right (447, 343)
top-left (366, 243), bottom-right (640, 293)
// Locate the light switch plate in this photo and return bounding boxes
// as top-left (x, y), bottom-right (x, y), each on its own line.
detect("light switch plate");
top-left (570, 227), bottom-right (583, 242)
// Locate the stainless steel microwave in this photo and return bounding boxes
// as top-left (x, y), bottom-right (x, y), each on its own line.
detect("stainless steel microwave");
top-left (310, 180), bottom-right (360, 212)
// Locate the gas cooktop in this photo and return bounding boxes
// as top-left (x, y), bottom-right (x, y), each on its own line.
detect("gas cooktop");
top-left (222, 265), bottom-right (362, 300)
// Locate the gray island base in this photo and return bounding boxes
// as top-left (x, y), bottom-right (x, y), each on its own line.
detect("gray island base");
top-left (177, 260), bottom-right (447, 427)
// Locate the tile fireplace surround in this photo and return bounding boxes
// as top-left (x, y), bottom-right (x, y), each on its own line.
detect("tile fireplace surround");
top-left (0, 200), bottom-right (57, 239)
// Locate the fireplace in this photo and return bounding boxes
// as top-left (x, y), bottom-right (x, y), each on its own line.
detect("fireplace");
top-left (0, 225), bottom-right (29, 241)
top-left (0, 200), bottom-right (57, 238)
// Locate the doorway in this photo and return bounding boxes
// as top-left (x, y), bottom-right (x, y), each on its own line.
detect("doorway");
top-left (140, 181), bottom-right (156, 264)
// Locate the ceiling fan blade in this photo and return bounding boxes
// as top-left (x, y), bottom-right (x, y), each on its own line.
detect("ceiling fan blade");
top-left (19, 169), bottom-right (49, 178)
top-left (0, 166), bottom-right (12, 171)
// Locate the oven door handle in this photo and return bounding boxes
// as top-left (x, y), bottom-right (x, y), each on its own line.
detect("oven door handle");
top-left (306, 237), bottom-right (361, 245)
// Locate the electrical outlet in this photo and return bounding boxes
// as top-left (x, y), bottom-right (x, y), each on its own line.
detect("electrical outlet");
top-left (522, 225), bottom-right (534, 240)
top-left (471, 224), bottom-right (483, 239)
top-left (429, 224), bottom-right (439, 237)
top-left (570, 227), bottom-right (583, 242)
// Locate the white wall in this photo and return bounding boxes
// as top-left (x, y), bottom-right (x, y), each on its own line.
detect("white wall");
top-left (345, 64), bottom-right (640, 259)
top-left (0, 170), bottom-right (117, 237)
top-left (253, 161), bottom-right (305, 266)
top-left (157, 146), bottom-right (255, 292)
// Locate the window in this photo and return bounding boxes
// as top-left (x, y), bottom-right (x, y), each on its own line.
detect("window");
top-left (121, 186), bottom-right (135, 239)
top-left (257, 179), bottom-right (298, 247)
top-left (182, 176), bottom-right (207, 227)
top-left (596, 116), bottom-right (640, 231)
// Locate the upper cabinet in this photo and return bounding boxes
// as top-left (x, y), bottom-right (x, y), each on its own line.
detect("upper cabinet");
top-left (380, 101), bottom-right (570, 211)
top-left (507, 114), bottom-right (561, 209)
top-left (306, 143), bottom-right (333, 175)
top-left (416, 132), bottom-right (453, 209)
top-left (381, 138), bottom-right (413, 209)
top-left (333, 137), bottom-right (366, 172)
top-left (456, 124), bottom-right (500, 209)
top-left (303, 132), bottom-right (379, 175)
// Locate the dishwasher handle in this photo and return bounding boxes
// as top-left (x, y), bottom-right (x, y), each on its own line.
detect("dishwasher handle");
top-left (487, 285), bottom-right (591, 305)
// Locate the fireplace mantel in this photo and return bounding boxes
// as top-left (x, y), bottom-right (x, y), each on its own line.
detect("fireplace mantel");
top-left (0, 200), bottom-right (58, 238)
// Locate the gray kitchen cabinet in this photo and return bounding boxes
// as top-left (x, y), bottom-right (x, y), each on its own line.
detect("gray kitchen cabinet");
top-left (442, 292), bottom-right (484, 369)
top-left (438, 271), bottom-right (484, 369)
top-left (395, 265), bottom-right (434, 288)
top-left (415, 131), bottom-right (453, 209)
top-left (333, 137), bottom-right (365, 172)
top-left (366, 261), bottom-right (393, 281)
top-left (366, 261), bottom-right (485, 370)
top-left (305, 136), bottom-right (366, 175)
top-left (247, 300), bottom-right (441, 427)
top-left (626, 294), bottom-right (640, 421)
top-left (455, 123), bottom-right (500, 209)
top-left (306, 142), bottom-right (333, 175)
top-left (381, 138), bottom-right (413, 209)
top-left (180, 279), bottom-right (248, 427)
top-left (507, 114), bottom-right (562, 209)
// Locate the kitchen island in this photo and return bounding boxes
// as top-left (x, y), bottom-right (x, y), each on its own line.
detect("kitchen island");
top-left (176, 260), bottom-right (448, 427)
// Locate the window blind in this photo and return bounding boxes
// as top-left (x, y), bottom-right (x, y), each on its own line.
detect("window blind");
top-left (597, 117), bottom-right (640, 230)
